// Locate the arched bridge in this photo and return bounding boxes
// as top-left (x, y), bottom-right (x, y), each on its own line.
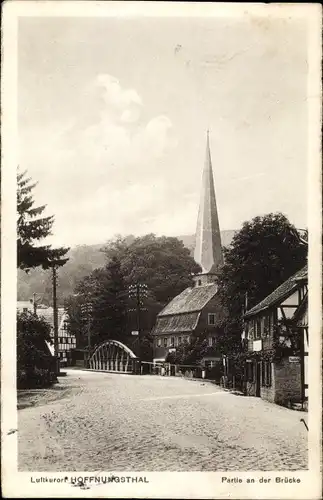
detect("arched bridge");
top-left (88, 340), bottom-right (139, 374)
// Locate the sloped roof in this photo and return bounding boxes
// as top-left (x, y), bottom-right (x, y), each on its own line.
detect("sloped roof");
top-left (38, 307), bottom-right (65, 330)
top-left (244, 265), bottom-right (307, 318)
top-left (159, 283), bottom-right (218, 316)
top-left (153, 312), bottom-right (200, 335)
top-left (45, 340), bottom-right (55, 356)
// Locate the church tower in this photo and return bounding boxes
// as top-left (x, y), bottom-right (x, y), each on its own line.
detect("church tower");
top-left (194, 131), bottom-right (223, 286)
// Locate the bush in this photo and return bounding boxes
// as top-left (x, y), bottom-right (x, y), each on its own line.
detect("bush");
top-left (17, 311), bottom-right (56, 389)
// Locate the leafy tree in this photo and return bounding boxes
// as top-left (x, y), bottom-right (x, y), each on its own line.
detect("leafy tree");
top-left (216, 212), bottom-right (308, 354)
top-left (68, 257), bottom-right (127, 347)
top-left (91, 257), bottom-right (127, 346)
top-left (17, 169), bottom-right (69, 271)
top-left (103, 233), bottom-right (200, 305)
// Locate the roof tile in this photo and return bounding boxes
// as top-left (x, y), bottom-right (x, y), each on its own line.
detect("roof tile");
top-left (153, 312), bottom-right (200, 334)
top-left (159, 284), bottom-right (218, 316)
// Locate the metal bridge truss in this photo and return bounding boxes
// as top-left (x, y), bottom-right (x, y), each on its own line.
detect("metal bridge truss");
top-left (88, 339), bottom-right (138, 373)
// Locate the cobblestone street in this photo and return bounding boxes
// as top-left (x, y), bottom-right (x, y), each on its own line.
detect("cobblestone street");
top-left (18, 369), bottom-right (308, 471)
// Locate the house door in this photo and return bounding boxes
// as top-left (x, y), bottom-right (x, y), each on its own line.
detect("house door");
top-left (256, 361), bottom-right (261, 397)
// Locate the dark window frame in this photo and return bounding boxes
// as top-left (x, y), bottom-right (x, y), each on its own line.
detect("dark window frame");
top-left (208, 313), bottom-right (216, 326)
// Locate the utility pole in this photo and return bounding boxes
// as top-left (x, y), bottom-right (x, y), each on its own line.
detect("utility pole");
top-left (81, 302), bottom-right (92, 367)
top-left (32, 292), bottom-right (37, 315)
top-left (52, 264), bottom-right (60, 375)
top-left (136, 284), bottom-right (141, 360)
top-left (128, 283), bottom-right (148, 371)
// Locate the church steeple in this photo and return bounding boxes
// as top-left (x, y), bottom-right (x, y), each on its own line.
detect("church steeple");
top-left (194, 131), bottom-right (223, 282)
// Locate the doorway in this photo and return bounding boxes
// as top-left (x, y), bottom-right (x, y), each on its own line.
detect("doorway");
top-left (256, 361), bottom-right (261, 397)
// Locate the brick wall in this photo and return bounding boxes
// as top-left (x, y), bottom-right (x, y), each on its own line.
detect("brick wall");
top-left (274, 358), bottom-right (302, 405)
top-left (260, 363), bottom-right (275, 403)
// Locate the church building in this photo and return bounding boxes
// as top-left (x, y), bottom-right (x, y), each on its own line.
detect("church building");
top-left (152, 132), bottom-right (226, 364)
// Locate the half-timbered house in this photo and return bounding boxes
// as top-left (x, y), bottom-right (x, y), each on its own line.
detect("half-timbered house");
top-left (243, 265), bottom-right (308, 406)
top-left (37, 308), bottom-right (76, 366)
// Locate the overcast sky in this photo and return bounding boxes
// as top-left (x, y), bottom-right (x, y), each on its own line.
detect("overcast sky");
top-left (18, 14), bottom-right (308, 248)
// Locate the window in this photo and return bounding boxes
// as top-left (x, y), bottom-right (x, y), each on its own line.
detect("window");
top-left (170, 337), bottom-right (175, 347)
top-left (255, 319), bottom-right (262, 339)
top-left (23, 308), bottom-right (28, 312)
top-left (261, 361), bottom-right (272, 387)
top-left (163, 337), bottom-right (168, 348)
top-left (208, 314), bottom-right (216, 326)
top-left (178, 336), bottom-right (182, 345)
top-left (266, 314), bottom-right (272, 337)
top-left (157, 338), bottom-right (162, 347)
top-left (198, 280), bottom-right (201, 286)
top-left (208, 336), bottom-right (216, 347)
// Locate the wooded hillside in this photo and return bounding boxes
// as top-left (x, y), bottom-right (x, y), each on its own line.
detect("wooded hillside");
top-left (17, 231), bottom-right (235, 305)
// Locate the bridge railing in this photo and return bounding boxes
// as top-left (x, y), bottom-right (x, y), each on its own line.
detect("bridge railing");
top-left (87, 339), bottom-right (139, 373)
top-left (141, 361), bottom-right (205, 379)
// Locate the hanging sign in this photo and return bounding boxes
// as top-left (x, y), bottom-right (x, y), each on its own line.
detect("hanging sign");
top-left (253, 340), bottom-right (262, 351)
top-left (289, 356), bottom-right (301, 363)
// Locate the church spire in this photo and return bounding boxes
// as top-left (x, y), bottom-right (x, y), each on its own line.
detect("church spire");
top-left (194, 131), bottom-right (223, 277)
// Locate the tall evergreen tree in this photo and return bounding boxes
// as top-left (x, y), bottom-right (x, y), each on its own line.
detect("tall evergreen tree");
top-left (17, 169), bottom-right (69, 271)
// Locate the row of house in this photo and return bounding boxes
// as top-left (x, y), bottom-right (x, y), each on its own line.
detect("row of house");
top-left (152, 131), bottom-right (309, 408)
